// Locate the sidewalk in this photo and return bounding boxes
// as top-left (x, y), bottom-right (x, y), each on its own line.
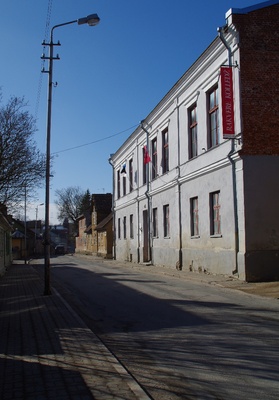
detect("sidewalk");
top-left (137, 263), bottom-right (279, 300)
top-left (0, 262), bottom-right (151, 400)
top-left (74, 253), bottom-right (279, 300)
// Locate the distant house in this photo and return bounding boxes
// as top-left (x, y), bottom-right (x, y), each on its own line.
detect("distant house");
top-left (75, 212), bottom-right (91, 254)
top-left (11, 220), bottom-right (35, 260)
top-left (75, 193), bottom-right (112, 257)
top-left (95, 212), bottom-right (113, 259)
top-left (0, 209), bottom-right (12, 275)
top-left (91, 194), bottom-right (112, 254)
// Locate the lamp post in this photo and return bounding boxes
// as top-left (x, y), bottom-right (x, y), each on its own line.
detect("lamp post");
top-left (34, 203), bottom-right (44, 254)
top-left (41, 13), bottom-right (100, 295)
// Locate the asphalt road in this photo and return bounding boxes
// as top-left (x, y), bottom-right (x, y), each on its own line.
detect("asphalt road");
top-left (33, 255), bottom-right (279, 400)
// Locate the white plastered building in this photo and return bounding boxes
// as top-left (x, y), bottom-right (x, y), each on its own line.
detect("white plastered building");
top-left (109, 1), bottom-right (279, 282)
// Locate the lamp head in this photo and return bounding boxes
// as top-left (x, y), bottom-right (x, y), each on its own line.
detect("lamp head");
top-left (78, 13), bottom-right (100, 26)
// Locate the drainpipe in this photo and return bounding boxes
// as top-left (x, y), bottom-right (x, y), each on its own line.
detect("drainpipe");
top-left (217, 25), bottom-right (232, 67)
top-left (217, 24), bottom-right (239, 276)
top-left (141, 121), bottom-right (152, 263)
top-left (175, 99), bottom-right (183, 270)
top-left (135, 137), bottom-right (141, 263)
top-left (228, 144), bottom-right (239, 276)
top-left (108, 156), bottom-right (116, 260)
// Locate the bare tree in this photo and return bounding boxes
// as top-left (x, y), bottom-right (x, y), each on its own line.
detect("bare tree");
top-left (0, 94), bottom-right (45, 211)
top-left (55, 187), bottom-right (90, 229)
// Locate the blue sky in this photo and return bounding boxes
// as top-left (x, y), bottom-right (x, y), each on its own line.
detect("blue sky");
top-left (0, 0), bottom-right (266, 223)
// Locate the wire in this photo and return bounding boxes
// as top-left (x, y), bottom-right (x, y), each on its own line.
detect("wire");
top-left (52, 123), bottom-right (139, 155)
top-left (35, 0), bottom-right (53, 120)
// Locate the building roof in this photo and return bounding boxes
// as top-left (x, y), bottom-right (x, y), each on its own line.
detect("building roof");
top-left (226, 0), bottom-right (279, 17)
top-left (76, 210), bottom-right (91, 227)
top-left (92, 193), bottom-right (112, 213)
top-left (11, 219), bottom-right (34, 237)
top-left (12, 230), bottom-right (26, 239)
top-left (0, 213), bottom-right (13, 231)
top-left (95, 212), bottom-right (113, 231)
top-left (85, 224), bottom-right (92, 233)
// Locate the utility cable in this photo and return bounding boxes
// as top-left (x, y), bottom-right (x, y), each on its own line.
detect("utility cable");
top-left (52, 123), bottom-right (139, 155)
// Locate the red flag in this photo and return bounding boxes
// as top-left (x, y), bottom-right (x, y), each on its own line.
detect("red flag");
top-left (143, 145), bottom-right (151, 164)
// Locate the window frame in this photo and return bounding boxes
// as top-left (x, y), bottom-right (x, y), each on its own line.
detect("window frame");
top-left (117, 170), bottom-right (120, 199)
top-left (122, 174), bottom-right (126, 196)
top-left (189, 103), bottom-right (198, 159)
top-left (130, 214), bottom-right (134, 239)
top-left (142, 147), bottom-right (147, 185)
top-left (118, 217), bottom-right (121, 239)
top-left (163, 204), bottom-right (170, 238)
top-left (151, 137), bottom-right (158, 180)
top-left (152, 207), bottom-right (158, 238)
top-left (210, 191), bottom-right (221, 236)
top-left (123, 216), bottom-right (127, 239)
top-left (162, 128), bottom-right (169, 174)
top-left (208, 85), bottom-right (220, 148)
top-left (129, 158), bottom-right (133, 192)
top-left (190, 196), bottom-right (199, 237)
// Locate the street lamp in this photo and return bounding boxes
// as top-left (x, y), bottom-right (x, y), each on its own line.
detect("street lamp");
top-left (41, 13), bottom-right (100, 295)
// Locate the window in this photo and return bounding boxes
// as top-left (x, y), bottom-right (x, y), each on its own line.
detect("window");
top-left (162, 128), bottom-right (169, 174)
top-left (118, 218), bottom-right (121, 239)
top-left (122, 175), bottom-right (126, 196)
top-left (129, 158), bottom-right (133, 192)
top-left (189, 104), bottom-right (198, 159)
top-left (163, 204), bottom-right (170, 237)
top-left (123, 216), bottom-right (127, 239)
top-left (208, 86), bottom-right (219, 148)
top-left (142, 147), bottom-right (147, 185)
top-left (117, 170), bottom-right (120, 199)
top-left (152, 207), bottom-right (158, 237)
top-left (151, 137), bottom-right (157, 180)
top-left (210, 191), bottom-right (221, 235)
top-left (130, 214), bottom-right (134, 239)
top-left (190, 197), bottom-right (199, 237)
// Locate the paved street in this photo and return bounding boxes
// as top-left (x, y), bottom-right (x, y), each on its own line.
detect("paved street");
top-left (1, 255), bottom-right (279, 399)
top-left (32, 254), bottom-right (279, 400)
top-left (0, 261), bottom-right (150, 400)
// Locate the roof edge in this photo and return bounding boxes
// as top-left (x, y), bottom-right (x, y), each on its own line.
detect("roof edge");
top-left (226, 0), bottom-right (279, 18)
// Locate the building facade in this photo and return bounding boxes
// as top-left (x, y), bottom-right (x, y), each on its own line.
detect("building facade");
top-left (95, 212), bottom-right (113, 258)
top-left (76, 212), bottom-right (92, 254)
top-left (75, 193), bottom-right (112, 256)
top-left (91, 193), bottom-right (112, 254)
top-left (110, 1), bottom-right (279, 282)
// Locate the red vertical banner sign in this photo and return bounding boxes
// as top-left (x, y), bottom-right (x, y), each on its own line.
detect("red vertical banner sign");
top-left (220, 66), bottom-right (235, 138)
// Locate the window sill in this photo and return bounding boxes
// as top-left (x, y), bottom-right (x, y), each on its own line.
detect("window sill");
top-left (191, 235), bottom-right (200, 239)
top-left (210, 234), bottom-right (222, 238)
